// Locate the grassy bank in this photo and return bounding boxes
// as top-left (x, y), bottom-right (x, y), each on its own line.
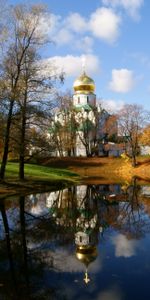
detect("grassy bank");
top-left (1, 156), bottom-right (150, 197)
top-left (0, 162), bottom-right (80, 197)
top-left (42, 156), bottom-right (150, 184)
top-left (5, 162), bottom-right (79, 181)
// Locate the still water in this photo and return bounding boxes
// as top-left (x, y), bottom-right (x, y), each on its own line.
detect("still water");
top-left (1, 182), bottom-right (150, 299)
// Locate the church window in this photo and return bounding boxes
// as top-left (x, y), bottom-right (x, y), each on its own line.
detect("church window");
top-left (78, 97), bottom-right (80, 104)
top-left (87, 96), bottom-right (89, 103)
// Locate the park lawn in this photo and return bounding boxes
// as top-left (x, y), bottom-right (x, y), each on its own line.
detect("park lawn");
top-left (0, 162), bottom-right (80, 197)
top-left (5, 162), bottom-right (79, 182)
top-left (3, 157), bottom-right (150, 183)
top-left (1, 156), bottom-right (150, 197)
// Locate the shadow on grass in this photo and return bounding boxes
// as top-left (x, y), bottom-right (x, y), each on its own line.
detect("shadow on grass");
top-left (41, 157), bottom-right (106, 168)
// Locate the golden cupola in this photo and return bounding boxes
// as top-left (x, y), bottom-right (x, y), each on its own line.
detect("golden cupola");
top-left (76, 245), bottom-right (97, 284)
top-left (73, 71), bottom-right (95, 94)
top-left (76, 245), bottom-right (97, 266)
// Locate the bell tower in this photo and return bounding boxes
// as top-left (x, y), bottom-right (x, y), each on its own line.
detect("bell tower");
top-left (72, 66), bottom-right (97, 156)
top-left (73, 71), bottom-right (96, 108)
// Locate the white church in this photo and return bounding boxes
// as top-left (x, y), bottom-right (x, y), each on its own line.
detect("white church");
top-left (52, 70), bottom-right (118, 157)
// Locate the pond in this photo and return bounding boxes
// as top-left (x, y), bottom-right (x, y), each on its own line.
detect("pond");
top-left (1, 182), bottom-right (150, 299)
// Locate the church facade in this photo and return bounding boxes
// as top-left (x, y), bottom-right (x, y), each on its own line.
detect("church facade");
top-left (72, 71), bottom-right (97, 156)
top-left (52, 71), bottom-right (118, 157)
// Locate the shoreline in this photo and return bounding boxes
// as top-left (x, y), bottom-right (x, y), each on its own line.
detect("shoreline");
top-left (0, 156), bottom-right (150, 197)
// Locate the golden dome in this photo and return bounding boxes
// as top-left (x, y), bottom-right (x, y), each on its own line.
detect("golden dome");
top-left (73, 72), bottom-right (95, 94)
top-left (76, 245), bottom-right (97, 266)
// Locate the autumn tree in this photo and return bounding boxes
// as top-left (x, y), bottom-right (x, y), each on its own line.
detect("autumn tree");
top-left (0, 4), bottom-right (60, 179)
top-left (118, 104), bottom-right (148, 167)
top-left (0, 1), bottom-right (9, 51)
top-left (139, 125), bottom-right (150, 147)
top-left (50, 92), bottom-right (77, 157)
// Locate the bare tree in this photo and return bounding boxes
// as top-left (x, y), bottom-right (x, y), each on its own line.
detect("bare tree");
top-left (0, 4), bottom-right (53, 179)
top-left (0, 1), bottom-right (9, 51)
top-left (118, 104), bottom-right (148, 167)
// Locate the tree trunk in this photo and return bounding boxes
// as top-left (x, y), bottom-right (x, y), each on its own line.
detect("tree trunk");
top-left (19, 109), bottom-right (26, 180)
top-left (132, 154), bottom-right (137, 167)
top-left (0, 99), bottom-right (14, 180)
top-left (0, 202), bottom-right (17, 292)
top-left (20, 196), bottom-right (29, 287)
top-left (19, 90), bottom-right (27, 180)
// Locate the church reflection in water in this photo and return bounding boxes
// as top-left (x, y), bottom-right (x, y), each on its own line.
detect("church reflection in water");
top-left (45, 184), bottom-right (123, 283)
top-left (1, 182), bottom-right (150, 299)
top-left (46, 186), bottom-right (97, 283)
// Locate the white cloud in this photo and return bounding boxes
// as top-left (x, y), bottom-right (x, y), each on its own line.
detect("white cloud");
top-left (36, 13), bottom-right (61, 37)
top-left (65, 12), bottom-right (87, 33)
top-left (112, 233), bottom-right (138, 257)
top-left (102, 0), bottom-right (144, 20)
top-left (75, 36), bottom-right (94, 53)
top-left (37, 14), bottom-right (74, 46)
top-left (42, 54), bottom-right (100, 77)
top-left (109, 69), bottom-right (135, 93)
top-left (100, 99), bottom-right (125, 113)
top-left (37, 12), bottom-right (89, 48)
top-left (97, 288), bottom-right (122, 300)
top-left (37, 8), bottom-right (122, 49)
top-left (53, 28), bottom-right (73, 46)
top-left (89, 7), bottom-right (121, 44)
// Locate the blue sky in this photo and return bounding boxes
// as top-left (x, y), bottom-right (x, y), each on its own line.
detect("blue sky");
top-left (9, 0), bottom-right (150, 111)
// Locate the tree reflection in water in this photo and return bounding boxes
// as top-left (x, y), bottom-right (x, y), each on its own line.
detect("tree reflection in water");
top-left (0, 180), bottom-right (150, 299)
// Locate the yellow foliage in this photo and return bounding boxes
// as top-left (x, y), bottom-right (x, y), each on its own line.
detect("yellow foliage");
top-left (121, 152), bottom-right (130, 162)
top-left (140, 125), bottom-right (150, 146)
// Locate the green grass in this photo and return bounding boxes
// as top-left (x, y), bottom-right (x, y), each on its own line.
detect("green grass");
top-left (5, 162), bottom-right (79, 183)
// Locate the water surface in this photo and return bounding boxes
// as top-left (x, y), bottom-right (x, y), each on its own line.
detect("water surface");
top-left (1, 182), bottom-right (150, 299)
